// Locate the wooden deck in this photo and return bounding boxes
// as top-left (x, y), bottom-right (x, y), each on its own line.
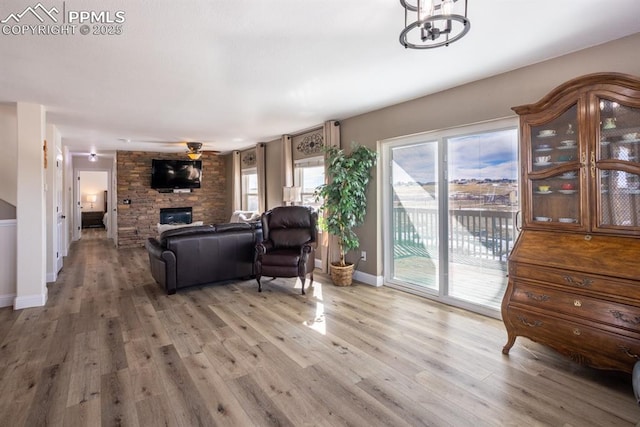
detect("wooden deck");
top-left (0, 229), bottom-right (637, 426)
top-left (392, 245), bottom-right (508, 311)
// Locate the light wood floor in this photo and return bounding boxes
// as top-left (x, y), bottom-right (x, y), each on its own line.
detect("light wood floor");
top-left (0, 229), bottom-right (638, 426)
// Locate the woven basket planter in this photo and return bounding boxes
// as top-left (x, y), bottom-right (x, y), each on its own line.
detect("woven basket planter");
top-left (330, 262), bottom-right (354, 287)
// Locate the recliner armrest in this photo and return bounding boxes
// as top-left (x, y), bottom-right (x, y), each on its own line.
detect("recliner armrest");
top-left (299, 242), bottom-right (314, 261)
top-left (256, 240), bottom-right (274, 255)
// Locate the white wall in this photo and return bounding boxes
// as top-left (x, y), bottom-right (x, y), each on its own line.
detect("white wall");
top-left (0, 104), bottom-right (17, 206)
top-left (15, 102), bottom-right (47, 309)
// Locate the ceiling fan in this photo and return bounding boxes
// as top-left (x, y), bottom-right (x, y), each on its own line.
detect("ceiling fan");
top-left (186, 142), bottom-right (204, 160)
top-left (118, 138), bottom-right (221, 158)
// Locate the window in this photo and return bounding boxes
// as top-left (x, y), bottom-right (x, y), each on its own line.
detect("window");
top-left (294, 156), bottom-right (324, 208)
top-left (241, 168), bottom-right (258, 211)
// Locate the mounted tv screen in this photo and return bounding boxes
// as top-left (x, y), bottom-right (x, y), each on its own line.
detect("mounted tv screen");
top-left (151, 159), bottom-right (202, 189)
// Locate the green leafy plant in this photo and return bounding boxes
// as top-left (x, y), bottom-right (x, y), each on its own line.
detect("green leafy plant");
top-left (315, 144), bottom-right (377, 267)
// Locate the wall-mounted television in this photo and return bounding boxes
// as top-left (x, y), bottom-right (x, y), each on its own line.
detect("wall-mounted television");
top-left (151, 159), bottom-right (202, 189)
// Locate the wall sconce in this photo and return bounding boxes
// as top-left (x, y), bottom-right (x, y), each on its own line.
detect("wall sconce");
top-left (89, 153), bottom-right (97, 162)
top-left (283, 186), bottom-right (302, 206)
top-left (87, 194), bottom-right (97, 209)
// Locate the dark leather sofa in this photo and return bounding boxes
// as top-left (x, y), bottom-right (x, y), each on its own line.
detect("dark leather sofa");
top-left (145, 222), bottom-right (262, 294)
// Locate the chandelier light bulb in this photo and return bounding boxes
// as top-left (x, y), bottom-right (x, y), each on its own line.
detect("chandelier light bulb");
top-left (442, 0), bottom-right (453, 15)
top-left (419, 0), bottom-right (433, 20)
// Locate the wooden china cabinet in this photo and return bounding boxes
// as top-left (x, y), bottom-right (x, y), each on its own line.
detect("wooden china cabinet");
top-left (502, 74), bottom-right (640, 380)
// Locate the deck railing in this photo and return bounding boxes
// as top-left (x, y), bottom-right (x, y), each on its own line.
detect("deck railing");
top-left (393, 207), bottom-right (518, 263)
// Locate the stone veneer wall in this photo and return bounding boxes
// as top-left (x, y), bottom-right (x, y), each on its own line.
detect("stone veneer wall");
top-left (116, 151), bottom-right (227, 248)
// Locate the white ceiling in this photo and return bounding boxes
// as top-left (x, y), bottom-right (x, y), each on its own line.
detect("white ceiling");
top-left (1, 0), bottom-right (640, 156)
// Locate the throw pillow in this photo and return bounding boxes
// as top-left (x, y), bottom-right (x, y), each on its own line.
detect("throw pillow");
top-left (157, 221), bottom-right (204, 235)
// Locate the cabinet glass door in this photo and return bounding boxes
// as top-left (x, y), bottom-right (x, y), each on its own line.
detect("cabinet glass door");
top-left (527, 104), bottom-right (584, 228)
top-left (531, 172), bottom-right (581, 225)
top-left (529, 105), bottom-right (578, 173)
top-left (597, 99), bottom-right (640, 230)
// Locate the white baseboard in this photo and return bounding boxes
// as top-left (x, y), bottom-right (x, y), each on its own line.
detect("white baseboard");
top-left (14, 291), bottom-right (48, 310)
top-left (46, 272), bottom-right (57, 283)
top-left (353, 270), bottom-right (384, 287)
top-left (0, 293), bottom-right (15, 308)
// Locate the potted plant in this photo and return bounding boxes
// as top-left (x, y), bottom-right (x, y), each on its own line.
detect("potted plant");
top-left (315, 144), bottom-right (377, 286)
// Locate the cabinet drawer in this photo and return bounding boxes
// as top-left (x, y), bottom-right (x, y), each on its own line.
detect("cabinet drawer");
top-left (512, 263), bottom-right (638, 299)
top-left (511, 282), bottom-right (640, 333)
top-left (505, 306), bottom-right (640, 372)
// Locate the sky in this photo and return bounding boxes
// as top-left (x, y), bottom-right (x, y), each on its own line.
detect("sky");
top-left (392, 128), bottom-right (519, 184)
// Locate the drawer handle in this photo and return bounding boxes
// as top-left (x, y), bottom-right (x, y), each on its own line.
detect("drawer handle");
top-left (524, 291), bottom-right (550, 302)
top-left (517, 315), bottom-right (542, 328)
top-left (573, 328), bottom-right (581, 336)
top-left (610, 310), bottom-right (640, 325)
top-left (619, 345), bottom-right (640, 359)
top-left (574, 300), bottom-right (582, 307)
top-left (563, 275), bottom-right (593, 288)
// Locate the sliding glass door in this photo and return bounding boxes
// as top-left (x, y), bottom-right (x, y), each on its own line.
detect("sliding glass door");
top-left (382, 119), bottom-right (519, 315)
top-left (446, 129), bottom-right (519, 310)
top-left (388, 140), bottom-right (440, 292)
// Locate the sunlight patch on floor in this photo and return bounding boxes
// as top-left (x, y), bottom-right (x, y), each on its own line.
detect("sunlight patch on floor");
top-left (304, 280), bottom-right (326, 335)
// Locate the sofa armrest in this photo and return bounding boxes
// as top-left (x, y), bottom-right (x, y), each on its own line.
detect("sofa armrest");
top-left (146, 238), bottom-right (164, 259)
top-left (162, 250), bottom-right (177, 294)
top-left (146, 237), bottom-right (178, 294)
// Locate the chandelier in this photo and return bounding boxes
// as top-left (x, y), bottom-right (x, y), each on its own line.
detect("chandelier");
top-left (400, 0), bottom-right (470, 49)
top-left (186, 142), bottom-right (202, 160)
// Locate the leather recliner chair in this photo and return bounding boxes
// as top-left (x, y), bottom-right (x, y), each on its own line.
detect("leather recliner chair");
top-left (255, 206), bottom-right (317, 295)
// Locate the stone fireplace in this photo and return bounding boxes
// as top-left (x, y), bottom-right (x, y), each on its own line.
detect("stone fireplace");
top-left (116, 151), bottom-right (227, 248)
top-left (160, 207), bottom-right (192, 224)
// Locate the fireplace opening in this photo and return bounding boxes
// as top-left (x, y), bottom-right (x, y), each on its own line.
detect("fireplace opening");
top-left (160, 207), bottom-right (192, 224)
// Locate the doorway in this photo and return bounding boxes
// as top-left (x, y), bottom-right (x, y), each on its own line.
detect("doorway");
top-left (75, 170), bottom-right (110, 241)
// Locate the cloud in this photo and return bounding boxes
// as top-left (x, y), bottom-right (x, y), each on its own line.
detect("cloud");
top-left (392, 128), bottom-right (518, 183)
